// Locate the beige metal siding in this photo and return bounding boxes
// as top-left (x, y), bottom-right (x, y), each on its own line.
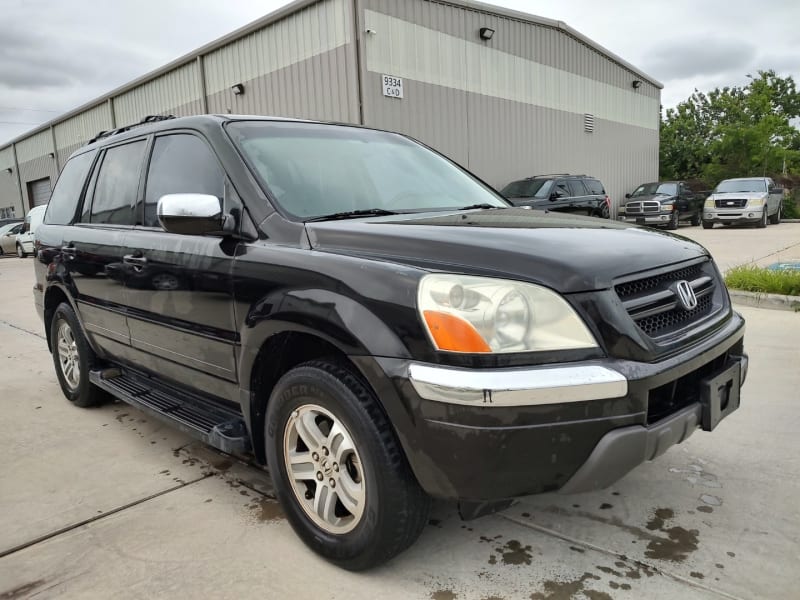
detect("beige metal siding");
top-left (113, 62), bottom-right (204, 125)
top-left (204, 0), bottom-right (358, 122)
top-left (54, 103), bottom-right (114, 164)
top-left (0, 147), bottom-right (22, 218)
top-left (16, 131), bottom-right (58, 211)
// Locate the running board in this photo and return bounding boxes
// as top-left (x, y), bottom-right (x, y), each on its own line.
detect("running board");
top-left (89, 368), bottom-right (251, 455)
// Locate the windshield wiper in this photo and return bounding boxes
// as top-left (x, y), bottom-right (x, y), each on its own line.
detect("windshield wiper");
top-left (458, 203), bottom-right (505, 211)
top-left (305, 208), bottom-right (399, 222)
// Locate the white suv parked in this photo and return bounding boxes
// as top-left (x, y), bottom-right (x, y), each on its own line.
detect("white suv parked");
top-left (702, 177), bottom-right (782, 229)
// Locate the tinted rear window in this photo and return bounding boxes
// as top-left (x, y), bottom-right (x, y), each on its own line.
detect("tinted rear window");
top-left (584, 179), bottom-right (605, 195)
top-left (45, 151), bottom-right (96, 225)
top-left (500, 179), bottom-right (553, 198)
top-left (89, 141), bottom-right (146, 225)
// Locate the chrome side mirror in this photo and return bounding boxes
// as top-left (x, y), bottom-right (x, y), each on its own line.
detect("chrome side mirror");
top-left (157, 194), bottom-right (230, 235)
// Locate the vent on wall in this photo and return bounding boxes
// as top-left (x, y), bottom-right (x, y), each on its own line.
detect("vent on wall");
top-left (584, 113), bottom-right (595, 133)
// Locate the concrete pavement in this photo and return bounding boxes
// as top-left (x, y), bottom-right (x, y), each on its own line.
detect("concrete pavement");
top-left (1, 247), bottom-right (798, 599)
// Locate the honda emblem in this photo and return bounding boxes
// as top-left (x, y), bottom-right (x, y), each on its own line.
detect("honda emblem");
top-left (675, 280), bottom-right (698, 311)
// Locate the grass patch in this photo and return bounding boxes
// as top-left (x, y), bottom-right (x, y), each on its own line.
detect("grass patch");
top-left (725, 265), bottom-right (800, 296)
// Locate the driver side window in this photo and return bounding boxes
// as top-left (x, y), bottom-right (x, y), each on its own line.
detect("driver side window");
top-left (554, 181), bottom-right (570, 197)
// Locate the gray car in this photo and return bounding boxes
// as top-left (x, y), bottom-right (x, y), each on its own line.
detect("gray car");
top-left (702, 177), bottom-right (783, 229)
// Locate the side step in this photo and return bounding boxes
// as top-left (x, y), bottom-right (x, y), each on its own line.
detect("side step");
top-left (90, 368), bottom-right (251, 455)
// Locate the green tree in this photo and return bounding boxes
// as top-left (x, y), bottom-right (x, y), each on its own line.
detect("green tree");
top-left (660, 71), bottom-right (800, 183)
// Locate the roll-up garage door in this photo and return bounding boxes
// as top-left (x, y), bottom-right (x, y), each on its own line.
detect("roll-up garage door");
top-left (28, 177), bottom-right (51, 208)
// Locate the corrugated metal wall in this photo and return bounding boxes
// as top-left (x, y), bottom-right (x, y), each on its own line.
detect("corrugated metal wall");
top-left (16, 130), bottom-right (58, 211)
top-left (54, 102), bottom-right (114, 165)
top-left (114, 62), bottom-right (204, 125)
top-left (359, 0), bottom-right (660, 212)
top-left (0, 147), bottom-right (21, 218)
top-left (204, 0), bottom-right (358, 123)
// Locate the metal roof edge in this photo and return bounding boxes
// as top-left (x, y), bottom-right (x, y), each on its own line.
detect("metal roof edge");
top-left (431, 0), bottom-right (663, 89)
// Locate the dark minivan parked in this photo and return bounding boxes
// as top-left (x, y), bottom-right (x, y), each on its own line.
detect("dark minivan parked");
top-left (35, 115), bottom-right (746, 570)
top-left (500, 174), bottom-right (611, 218)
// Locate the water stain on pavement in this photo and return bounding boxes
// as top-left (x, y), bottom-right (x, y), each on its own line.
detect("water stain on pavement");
top-left (643, 508), bottom-right (699, 562)
top-left (690, 572), bottom-right (705, 579)
top-left (529, 572), bottom-right (602, 600)
top-left (697, 506), bottom-right (713, 513)
top-left (248, 497), bottom-right (285, 522)
top-left (497, 540), bottom-right (533, 566)
top-left (430, 590), bottom-right (457, 600)
top-left (599, 503), bottom-right (613, 510)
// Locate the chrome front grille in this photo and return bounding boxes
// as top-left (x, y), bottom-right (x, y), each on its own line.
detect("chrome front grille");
top-left (715, 198), bottom-right (747, 208)
top-left (615, 260), bottom-right (719, 338)
top-left (625, 201), bottom-right (661, 215)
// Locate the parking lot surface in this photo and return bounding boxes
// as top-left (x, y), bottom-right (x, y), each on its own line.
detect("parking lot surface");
top-left (1, 226), bottom-right (798, 599)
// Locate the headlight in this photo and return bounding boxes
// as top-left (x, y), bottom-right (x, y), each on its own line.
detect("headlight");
top-left (417, 274), bottom-right (598, 353)
top-left (663, 204), bottom-right (674, 211)
top-left (704, 198), bottom-right (715, 208)
top-left (748, 196), bottom-right (766, 207)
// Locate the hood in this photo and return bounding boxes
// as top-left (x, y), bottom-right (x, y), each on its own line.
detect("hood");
top-left (305, 208), bottom-right (708, 293)
top-left (624, 194), bottom-right (676, 205)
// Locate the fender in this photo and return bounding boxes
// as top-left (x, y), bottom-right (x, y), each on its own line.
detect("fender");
top-left (237, 287), bottom-right (413, 389)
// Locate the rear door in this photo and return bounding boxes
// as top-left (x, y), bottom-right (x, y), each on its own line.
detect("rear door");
top-left (549, 179), bottom-right (573, 212)
top-left (767, 179), bottom-right (781, 216)
top-left (62, 139), bottom-right (148, 355)
top-left (122, 132), bottom-right (239, 400)
top-left (565, 179), bottom-right (591, 214)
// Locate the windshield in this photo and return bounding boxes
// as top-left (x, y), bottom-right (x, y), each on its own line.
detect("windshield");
top-left (631, 182), bottom-right (678, 197)
top-left (714, 179), bottom-right (767, 193)
top-left (500, 179), bottom-right (553, 199)
top-left (226, 121), bottom-right (508, 219)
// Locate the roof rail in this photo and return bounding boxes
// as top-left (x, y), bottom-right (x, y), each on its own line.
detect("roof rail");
top-left (87, 114), bottom-right (176, 145)
top-left (526, 173), bottom-right (571, 179)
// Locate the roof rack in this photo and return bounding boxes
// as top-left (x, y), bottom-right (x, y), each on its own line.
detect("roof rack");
top-left (87, 114), bottom-right (176, 145)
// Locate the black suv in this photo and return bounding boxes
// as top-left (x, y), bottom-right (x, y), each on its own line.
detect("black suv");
top-left (34, 115), bottom-right (746, 570)
top-left (500, 174), bottom-right (611, 218)
top-left (620, 181), bottom-right (702, 230)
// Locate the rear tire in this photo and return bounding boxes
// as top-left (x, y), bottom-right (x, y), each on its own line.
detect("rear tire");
top-left (51, 303), bottom-right (108, 408)
top-left (265, 360), bottom-right (430, 571)
top-left (769, 204), bottom-right (781, 225)
top-left (690, 213), bottom-right (701, 226)
top-left (16, 243), bottom-right (26, 258)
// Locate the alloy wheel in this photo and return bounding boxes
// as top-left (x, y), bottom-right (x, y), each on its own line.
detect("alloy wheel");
top-left (57, 321), bottom-right (81, 391)
top-left (283, 404), bottom-right (366, 534)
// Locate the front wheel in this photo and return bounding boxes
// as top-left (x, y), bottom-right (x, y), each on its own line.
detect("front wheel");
top-left (666, 210), bottom-right (679, 230)
top-left (702, 220), bottom-right (714, 229)
top-left (757, 210), bottom-right (768, 228)
top-left (16, 243), bottom-right (26, 258)
top-left (51, 303), bottom-right (108, 407)
top-left (265, 361), bottom-right (430, 570)
top-left (769, 204), bottom-right (782, 225)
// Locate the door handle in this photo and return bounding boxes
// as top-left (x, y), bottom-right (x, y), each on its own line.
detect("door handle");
top-left (123, 253), bottom-right (148, 269)
top-left (61, 245), bottom-right (76, 258)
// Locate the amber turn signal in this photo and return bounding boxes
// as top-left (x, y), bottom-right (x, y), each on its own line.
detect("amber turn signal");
top-left (423, 310), bottom-right (491, 353)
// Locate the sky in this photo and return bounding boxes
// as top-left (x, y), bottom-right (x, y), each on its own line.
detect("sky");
top-left (2, 0), bottom-right (798, 144)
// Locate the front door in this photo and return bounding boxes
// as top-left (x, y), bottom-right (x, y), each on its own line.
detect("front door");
top-left (122, 132), bottom-right (239, 401)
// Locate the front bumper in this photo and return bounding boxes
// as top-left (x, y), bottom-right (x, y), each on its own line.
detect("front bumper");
top-left (620, 212), bottom-right (673, 225)
top-left (704, 208), bottom-right (763, 224)
top-left (368, 312), bottom-right (746, 501)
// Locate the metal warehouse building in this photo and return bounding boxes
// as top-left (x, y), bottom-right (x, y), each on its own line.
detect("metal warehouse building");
top-left (0, 0), bottom-right (662, 220)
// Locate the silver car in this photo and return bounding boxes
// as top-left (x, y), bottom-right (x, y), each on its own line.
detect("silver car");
top-left (702, 177), bottom-right (783, 229)
top-left (0, 222), bottom-right (24, 256)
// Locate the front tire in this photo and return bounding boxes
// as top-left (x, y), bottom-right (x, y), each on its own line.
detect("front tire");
top-left (702, 220), bottom-right (714, 229)
top-left (51, 303), bottom-right (107, 407)
top-left (265, 361), bottom-right (430, 570)
top-left (769, 204), bottom-right (782, 225)
top-left (666, 211), bottom-right (679, 230)
top-left (16, 243), bottom-right (26, 258)
top-left (757, 209), bottom-right (768, 228)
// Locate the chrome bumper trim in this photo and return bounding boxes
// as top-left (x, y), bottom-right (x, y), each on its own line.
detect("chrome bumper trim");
top-left (408, 363), bottom-right (628, 406)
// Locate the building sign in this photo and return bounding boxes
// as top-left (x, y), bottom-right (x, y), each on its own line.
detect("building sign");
top-left (382, 75), bottom-right (404, 99)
